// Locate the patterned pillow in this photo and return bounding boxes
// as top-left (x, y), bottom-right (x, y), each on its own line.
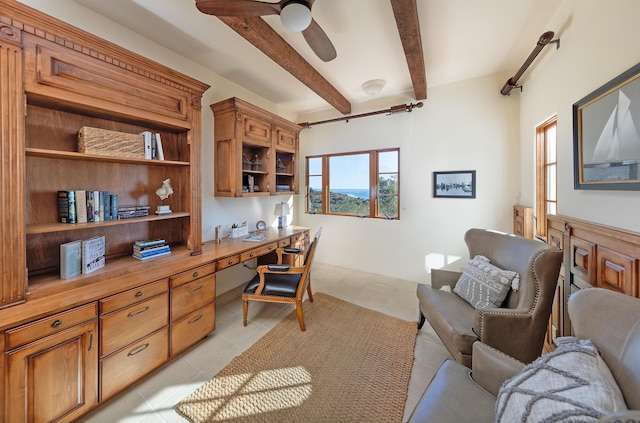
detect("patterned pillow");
top-left (495, 337), bottom-right (628, 423)
top-left (453, 255), bottom-right (519, 309)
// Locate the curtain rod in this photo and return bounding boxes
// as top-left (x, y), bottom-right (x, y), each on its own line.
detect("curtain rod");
top-left (299, 102), bottom-right (423, 129)
top-left (501, 31), bottom-right (560, 95)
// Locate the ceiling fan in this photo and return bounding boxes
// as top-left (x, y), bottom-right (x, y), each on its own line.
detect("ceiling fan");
top-left (195, 0), bottom-right (337, 62)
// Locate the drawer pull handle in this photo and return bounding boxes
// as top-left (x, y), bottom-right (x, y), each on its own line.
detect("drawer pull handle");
top-left (135, 291), bottom-right (143, 298)
top-left (189, 314), bottom-right (204, 324)
top-left (193, 271), bottom-right (199, 278)
top-left (127, 343), bottom-right (150, 357)
top-left (250, 252), bottom-right (254, 257)
top-left (188, 284), bottom-right (204, 293)
top-left (228, 259), bottom-right (233, 265)
top-left (51, 319), bottom-right (63, 328)
top-left (128, 306), bottom-right (150, 317)
top-left (88, 329), bottom-right (94, 351)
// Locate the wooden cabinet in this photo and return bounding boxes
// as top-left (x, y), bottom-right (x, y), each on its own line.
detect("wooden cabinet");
top-left (5, 304), bottom-right (98, 423)
top-left (545, 214), bottom-right (640, 352)
top-left (0, 0), bottom-right (209, 308)
top-left (513, 205), bottom-right (533, 239)
top-left (211, 97), bottom-right (302, 197)
top-left (169, 263), bottom-right (216, 356)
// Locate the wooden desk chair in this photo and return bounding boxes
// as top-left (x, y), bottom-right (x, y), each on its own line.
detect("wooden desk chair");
top-left (242, 227), bottom-right (322, 331)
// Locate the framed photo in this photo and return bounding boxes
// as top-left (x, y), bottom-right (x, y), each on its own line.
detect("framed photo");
top-left (573, 62), bottom-right (640, 190)
top-left (433, 170), bottom-right (476, 198)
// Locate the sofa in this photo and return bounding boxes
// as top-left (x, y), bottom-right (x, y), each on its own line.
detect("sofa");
top-left (408, 287), bottom-right (640, 422)
top-left (417, 228), bottom-right (562, 366)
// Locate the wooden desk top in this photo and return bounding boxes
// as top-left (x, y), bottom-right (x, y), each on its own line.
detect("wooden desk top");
top-left (0, 226), bottom-right (309, 331)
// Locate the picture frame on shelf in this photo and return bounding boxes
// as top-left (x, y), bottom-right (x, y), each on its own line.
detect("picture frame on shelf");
top-left (433, 170), bottom-right (476, 198)
top-left (573, 61), bottom-right (640, 190)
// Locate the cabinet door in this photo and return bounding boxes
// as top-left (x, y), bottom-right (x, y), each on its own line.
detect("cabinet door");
top-left (6, 321), bottom-right (98, 423)
top-left (242, 115), bottom-right (271, 147)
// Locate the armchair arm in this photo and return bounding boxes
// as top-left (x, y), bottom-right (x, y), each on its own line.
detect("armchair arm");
top-left (430, 268), bottom-right (463, 290)
top-left (474, 307), bottom-right (541, 363)
top-left (471, 342), bottom-right (525, 396)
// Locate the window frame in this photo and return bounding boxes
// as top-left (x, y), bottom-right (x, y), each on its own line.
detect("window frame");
top-left (305, 148), bottom-right (400, 219)
top-left (535, 116), bottom-right (557, 239)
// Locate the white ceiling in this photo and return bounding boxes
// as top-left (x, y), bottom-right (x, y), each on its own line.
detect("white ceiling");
top-left (73, 0), bottom-right (561, 115)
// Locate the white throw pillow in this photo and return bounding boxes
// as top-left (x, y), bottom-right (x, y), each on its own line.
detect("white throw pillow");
top-left (495, 337), bottom-right (628, 423)
top-left (453, 255), bottom-right (519, 309)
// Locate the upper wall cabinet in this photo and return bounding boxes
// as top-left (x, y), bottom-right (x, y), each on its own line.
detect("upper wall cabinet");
top-left (211, 97), bottom-right (302, 197)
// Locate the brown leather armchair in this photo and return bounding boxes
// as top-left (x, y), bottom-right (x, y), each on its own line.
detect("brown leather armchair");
top-left (417, 228), bottom-right (562, 366)
top-left (408, 288), bottom-right (640, 422)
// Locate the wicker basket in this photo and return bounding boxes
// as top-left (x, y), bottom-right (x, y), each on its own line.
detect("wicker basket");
top-left (78, 126), bottom-right (145, 159)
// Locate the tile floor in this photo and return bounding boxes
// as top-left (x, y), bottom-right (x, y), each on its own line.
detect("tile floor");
top-left (79, 262), bottom-right (451, 423)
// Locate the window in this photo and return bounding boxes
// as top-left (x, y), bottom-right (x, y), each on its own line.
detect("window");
top-left (306, 148), bottom-right (399, 219)
top-left (535, 116), bottom-right (557, 238)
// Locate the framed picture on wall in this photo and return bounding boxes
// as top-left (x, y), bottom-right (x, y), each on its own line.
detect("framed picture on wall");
top-left (433, 170), bottom-right (476, 198)
top-left (573, 61), bottom-right (640, 190)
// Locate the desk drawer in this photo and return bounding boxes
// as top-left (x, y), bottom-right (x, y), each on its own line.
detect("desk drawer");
top-left (100, 328), bottom-right (169, 400)
top-left (217, 254), bottom-right (241, 271)
top-left (5, 303), bottom-right (98, 350)
top-left (170, 262), bottom-right (216, 288)
top-left (278, 238), bottom-right (291, 248)
top-left (100, 293), bottom-right (168, 357)
top-left (240, 242), bottom-right (278, 262)
top-left (291, 231), bottom-right (310, 244)
top-left (171, 303), bottom-right (215, 356)
top-left (171, 274), bottom-right (216, 321)
top-left (100, 279), bottom-right (168, 314)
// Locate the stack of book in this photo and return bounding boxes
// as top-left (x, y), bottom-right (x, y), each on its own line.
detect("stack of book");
top-left (118, 205), bottom-right (151, 219)
top-left (58, 190), bottom-right (118, 223)
top-left (132, 238), bottom-right (171, 261)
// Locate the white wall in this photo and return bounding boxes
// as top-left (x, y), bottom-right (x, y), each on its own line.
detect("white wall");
top-left (298, 74), bottom-right (521, 283)
top-left (518, 0), bottom-right (640, 231)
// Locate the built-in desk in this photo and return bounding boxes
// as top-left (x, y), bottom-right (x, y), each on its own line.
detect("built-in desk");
top-left (1, 226), bottom-right (309, 422)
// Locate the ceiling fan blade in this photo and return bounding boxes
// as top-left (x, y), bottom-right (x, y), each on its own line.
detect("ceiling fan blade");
top-left (302, 18), bottom-right (336, 62)
top-left (195, 0), bottom-right (282, 17)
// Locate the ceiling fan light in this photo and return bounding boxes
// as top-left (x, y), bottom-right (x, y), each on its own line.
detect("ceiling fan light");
top-left (281, 2), bottom-right (312, 32)
top-left (362, 79), bottom-right (386, 96)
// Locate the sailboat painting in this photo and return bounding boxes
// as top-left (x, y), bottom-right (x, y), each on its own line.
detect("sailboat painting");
top-left (574, 62), bottom-right (640, 190)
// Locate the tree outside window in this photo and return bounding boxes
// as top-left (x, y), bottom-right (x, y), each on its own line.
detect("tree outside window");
top-left (306, 148), bottom-right (399, 219)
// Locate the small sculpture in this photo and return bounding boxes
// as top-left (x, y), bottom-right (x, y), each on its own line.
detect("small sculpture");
top-left (155, 178), bottom-right (173, 215)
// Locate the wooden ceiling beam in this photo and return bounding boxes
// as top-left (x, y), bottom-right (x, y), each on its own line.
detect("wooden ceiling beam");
top-left (390, 0), bottom-right (427, 100)
top-left (218, 16), bottom-right (351, 114)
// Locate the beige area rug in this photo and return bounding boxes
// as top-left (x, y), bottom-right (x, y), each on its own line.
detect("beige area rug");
top-left (175, 293), bottom-right (418, 422)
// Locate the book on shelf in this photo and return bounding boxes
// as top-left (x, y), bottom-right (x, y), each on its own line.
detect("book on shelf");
top-left (141, 131), bottom-right (153, 160)
top-left (82, 235), bottom-right (105, 274)
top-left (133, 243), bottom-right (168, 253)
top-left (132, 249), bottom-right (171, 261)
top-left (117, 205), bottom-right (150, 219)
top-left (101, 191), bottom-right (111, 221)
top-left (110, 194), bottom-right (118, 220)
top-left (134, 238), bottom-right (166, 248)
top-left (133, 245), bottom-right (170, 258)
top-left (76, 190), bottom-right (87, 223)
top-left (93, 190), bottom-right (101, 222)
top-left (86, 190), bottom-right (95, 222)
top-left (154, 133), bottom-right (165, 160)
top-left (57, 190), bottom-right (77, 224)
top-left (60, 240), bottom-right (82, 279)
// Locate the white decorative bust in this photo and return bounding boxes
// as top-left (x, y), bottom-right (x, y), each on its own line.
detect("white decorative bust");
top-left (155, 179), bottom-right (173, 214)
